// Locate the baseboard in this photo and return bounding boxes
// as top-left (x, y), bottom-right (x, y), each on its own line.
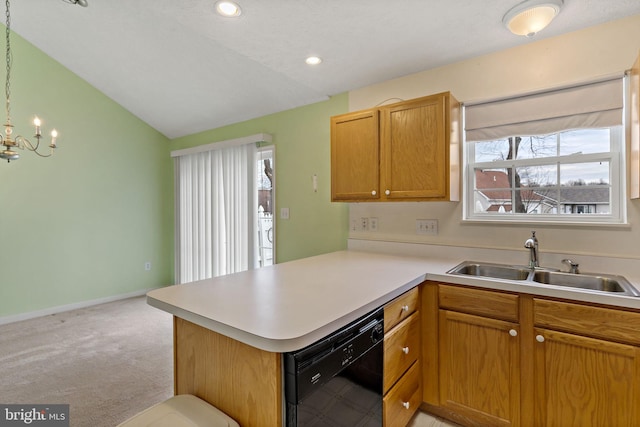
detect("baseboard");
top-left (0, 288), bottom-right (162, 326)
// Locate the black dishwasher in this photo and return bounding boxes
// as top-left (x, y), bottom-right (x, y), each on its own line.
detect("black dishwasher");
top-left (284, 308), bottom-right (384, 427)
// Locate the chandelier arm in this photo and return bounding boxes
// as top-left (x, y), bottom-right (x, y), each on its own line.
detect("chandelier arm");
top-left (14, 135), bottom-right (53, 157)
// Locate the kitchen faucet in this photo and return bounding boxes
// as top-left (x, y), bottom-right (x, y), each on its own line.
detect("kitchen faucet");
top-left (524, 231), bottom-right (539, 269)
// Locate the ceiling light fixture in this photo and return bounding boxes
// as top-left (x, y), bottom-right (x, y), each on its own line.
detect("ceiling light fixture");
top-left (305, 56), bottom-right (322, 66)
top-left (215, 1), bottom-right (242, 17)
top-left (503, 0), bottom-right (563, 37)
top-left (0, 0), bottom-right (59, 163)
top-left (62, 0), bottom-right (88, 7)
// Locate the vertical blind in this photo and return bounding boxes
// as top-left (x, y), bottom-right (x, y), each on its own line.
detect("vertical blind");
top-left (174, 143), bottom-right (256, 284)
top-left (465, 77), bottom-right (624, 141)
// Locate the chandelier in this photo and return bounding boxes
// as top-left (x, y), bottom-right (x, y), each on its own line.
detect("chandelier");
top-left (0, 0), bottom-right (58, 163)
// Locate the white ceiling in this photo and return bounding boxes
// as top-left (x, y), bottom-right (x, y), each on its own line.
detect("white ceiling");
top-left (9, 0), bottom-right (640, 139)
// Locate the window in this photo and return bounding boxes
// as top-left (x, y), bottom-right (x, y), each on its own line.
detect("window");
top-left (172, 134), bottom-right (273, 284)
top-left (464, 78), bottom-right (625, 224)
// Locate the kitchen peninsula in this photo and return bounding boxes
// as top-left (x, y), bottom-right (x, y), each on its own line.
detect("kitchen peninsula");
top-left (147, 247), bottom-right (640, 427)
top-left (146, 251), bottom-right (435, 427)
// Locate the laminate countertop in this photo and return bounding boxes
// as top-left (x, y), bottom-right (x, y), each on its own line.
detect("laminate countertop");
top-left (147, 249), bottom-right (640, 353)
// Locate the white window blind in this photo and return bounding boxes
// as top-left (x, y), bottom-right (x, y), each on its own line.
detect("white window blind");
top-left (174, 143), bottom-right (257, 284)
top-left (465, 77), bottom-right (623, 142)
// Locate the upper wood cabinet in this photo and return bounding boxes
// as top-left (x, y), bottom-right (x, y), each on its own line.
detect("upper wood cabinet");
top-left (331, 92), bottom-right (460, 202)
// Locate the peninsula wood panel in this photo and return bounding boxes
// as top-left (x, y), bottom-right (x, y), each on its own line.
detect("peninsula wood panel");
top-left (174, 317), bottom-right (282, 427)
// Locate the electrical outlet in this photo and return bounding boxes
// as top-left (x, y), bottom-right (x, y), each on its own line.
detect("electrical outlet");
top-left (416, 219), bottom-right (438, 235)
top-left (369, 217), bottom-right (378, 232)
top-left (144, 261), bottom-right (151, 271)
top-left (280, 207), bottom-right (290, 220)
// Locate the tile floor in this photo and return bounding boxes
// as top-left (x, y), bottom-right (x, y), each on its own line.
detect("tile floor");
top-left (407, 411), bottom-right (463, 427)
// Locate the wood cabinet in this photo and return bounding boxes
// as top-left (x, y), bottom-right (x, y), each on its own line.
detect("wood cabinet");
top-left (532, 299), bottom-right (640, 426)
top-left (437, 285), bottom-right (521, 427)
top-left (331, 92), bottom-right (460, 202)
top-left (383, 287), bottom-right (421, 427)
top-left (422, 282), bottom-right (640, 427)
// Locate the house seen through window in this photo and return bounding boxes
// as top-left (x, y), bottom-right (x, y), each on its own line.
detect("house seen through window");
top-left (464, 77), bottom-right (625, 224)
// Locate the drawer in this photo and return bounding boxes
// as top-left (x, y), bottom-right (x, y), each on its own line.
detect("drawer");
top-left (439, 284), bottom-right (519, 322)
top-left (534, 298), bottom-right (640, 345)
top-left (384, 312), bottom-right (420, 392)
top-left (385, 287), bottom-right (419, 333)
top-left (383, 361), bottom-right (421, 427)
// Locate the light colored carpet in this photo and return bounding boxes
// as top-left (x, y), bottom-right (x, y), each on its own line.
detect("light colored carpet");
top-left (0, 296), bottom-right (174, 427)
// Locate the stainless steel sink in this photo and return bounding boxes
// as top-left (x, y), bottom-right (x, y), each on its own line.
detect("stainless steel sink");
top-left (447, 261), bottom-right (640, 297)
top-left (531, 270), bottom-right (640, 296)
top-left (448, 262), bottom-right (530, 281)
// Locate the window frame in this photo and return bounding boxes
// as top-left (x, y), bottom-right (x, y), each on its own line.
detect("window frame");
top-left (462, 120), bottom-right (627, 226)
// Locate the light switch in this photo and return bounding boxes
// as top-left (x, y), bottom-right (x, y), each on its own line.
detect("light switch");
top-left (280, 207), bottom-right (290, 220)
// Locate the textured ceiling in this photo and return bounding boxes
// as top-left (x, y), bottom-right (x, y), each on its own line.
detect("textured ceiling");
top-left (9, 0), bottom-right (640, 139)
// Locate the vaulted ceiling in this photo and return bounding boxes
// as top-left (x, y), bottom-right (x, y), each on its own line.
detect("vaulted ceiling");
top-left (10, 1), bottom-right (640, 138)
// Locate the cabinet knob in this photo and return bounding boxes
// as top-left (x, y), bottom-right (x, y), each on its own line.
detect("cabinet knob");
top-left (371, 190), bottom-right (377, 196)
top-left (401, 305), bottom-right (410, 312)
top-left (402, 346), bottom-right (410, 354)
top-left (402, 401), bottom-right (410, 409)
top-left (509, 329), bottom-right (518, 337)
top-left (385, 189), bottom-right (391, 195)
top-left (536, 335), bottom-right (545, 343)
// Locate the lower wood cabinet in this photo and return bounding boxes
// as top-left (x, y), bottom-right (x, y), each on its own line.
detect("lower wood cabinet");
top-left (422, 281), bottom-right (640, 427)
top-left (439, 310), bottom-right (520, 427)
top-left (533, 327), bottom-right (640, 426)
top-left (384, 288), bottom-right (421, 427)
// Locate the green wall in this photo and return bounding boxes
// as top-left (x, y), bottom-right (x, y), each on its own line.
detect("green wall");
top-left (0, 29), bottom-right (174, 317)
top-left (171, 95), bottom-right (350, 263)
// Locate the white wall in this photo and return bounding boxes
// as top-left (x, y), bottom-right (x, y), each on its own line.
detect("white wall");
top-left (348, 14), bottom-right (640, 264)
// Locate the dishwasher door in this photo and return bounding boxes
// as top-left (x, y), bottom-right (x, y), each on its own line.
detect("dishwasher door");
top-left (284, 309), bottom-right (384, 427)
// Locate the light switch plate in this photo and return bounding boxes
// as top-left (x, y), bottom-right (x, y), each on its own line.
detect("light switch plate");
top-left (416, 219), bottom-right (438, 235)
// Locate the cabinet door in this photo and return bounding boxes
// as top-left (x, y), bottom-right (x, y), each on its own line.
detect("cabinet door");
top-left (381, 94), bottom-right (447, 200)
top-left (331, 109), bottom-right (380, 201)
top-left (533, 328), bottom-right (640, 427)
top-left (439, 310), bottom-right (520, 427)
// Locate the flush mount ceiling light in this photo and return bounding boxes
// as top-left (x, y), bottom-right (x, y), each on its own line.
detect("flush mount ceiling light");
top-left (305, 56), bottom-right (322, 66)
top-left (215, 1), bottom-right (241, 17)
top-left (503, 0), bottom-right (563, 37)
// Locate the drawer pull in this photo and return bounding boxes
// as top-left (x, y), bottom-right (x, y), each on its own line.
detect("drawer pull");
top-left (402, 401), bottom-right (410, 409)
top-left (385, 189), bottom-right (391, 195)
top-left (509, 329), bottom-right (518, 337)
top-left (536, 335), bottom-right (545, 343)
top-left (401, 305), bottom-right (410, 312)
top-left (402, 346), bottom-right (410, 354)
top-left (371, 190), bottom-right (377, 196)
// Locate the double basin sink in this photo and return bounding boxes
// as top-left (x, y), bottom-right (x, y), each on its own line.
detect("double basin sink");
top-left (447, 261), bottom-right (640, 297)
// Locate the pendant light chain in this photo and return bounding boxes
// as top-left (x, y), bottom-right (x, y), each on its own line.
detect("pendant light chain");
top-left (4, 0), bottom-right (11, 123)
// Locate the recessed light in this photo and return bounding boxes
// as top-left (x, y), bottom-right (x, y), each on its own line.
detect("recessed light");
top-left (305, 56), bottom-right (322, 66)
top-left (215, 1), bottom-right (242, 17)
